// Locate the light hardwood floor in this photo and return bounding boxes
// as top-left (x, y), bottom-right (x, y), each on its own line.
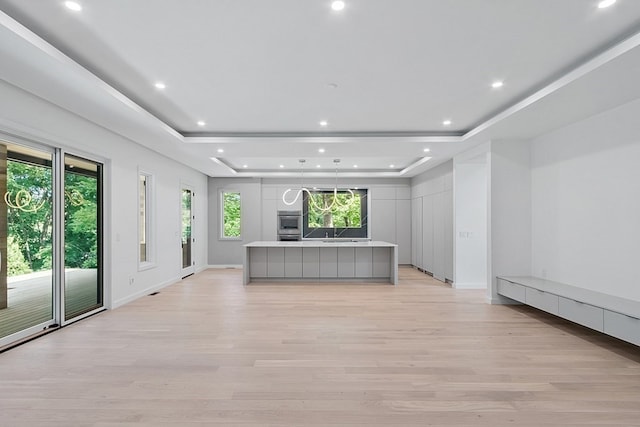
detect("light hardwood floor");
top-left (1, 267), bottom-right (639, 426)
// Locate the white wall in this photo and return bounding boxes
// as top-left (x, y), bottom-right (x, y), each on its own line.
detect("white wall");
top-left (454, 160), bottom-right (488, 289)
top-left (488, 140), bottom-right (532, 303)
top-left (0, 80), bottom-right (209, 309)
top-left (411, 160), bottom-right (454, 281)
top-left (531, 98), bottom-right (640, 302)
top-left (208, 178), bottom-right (262, 266)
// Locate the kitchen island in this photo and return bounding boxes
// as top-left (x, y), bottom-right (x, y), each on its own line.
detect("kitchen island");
top-left (243, 241), bottom-right (398, 285)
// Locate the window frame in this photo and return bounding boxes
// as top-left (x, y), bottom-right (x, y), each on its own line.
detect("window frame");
top-left (138, 170), bottom-right (156, 270)
top-left (219, 190), bottom-right (242, 240)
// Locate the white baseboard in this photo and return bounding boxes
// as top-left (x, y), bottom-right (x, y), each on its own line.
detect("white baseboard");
top-left (453, 282), bottom-right (487, 289)
top-left (112, 275), bottom-right (181, 309)
top-left (207, 264), bottom-right (242, 269)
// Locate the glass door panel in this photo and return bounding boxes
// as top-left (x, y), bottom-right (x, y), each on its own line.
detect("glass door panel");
top-left (1, 142), bottom-right (55, 343)
top-left (181, 188), bottom-right (194, 277)
top-left (63, 154), bottom-right (103, 321)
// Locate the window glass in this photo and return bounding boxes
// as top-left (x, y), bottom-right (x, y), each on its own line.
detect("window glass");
top-left (221, 191), bottom-right (241, 238)
top-left (303, 189), bottom-right (368, 238)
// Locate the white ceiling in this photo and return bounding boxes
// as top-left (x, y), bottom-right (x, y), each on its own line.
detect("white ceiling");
top-left (1, 0), bottom-right (640, 177)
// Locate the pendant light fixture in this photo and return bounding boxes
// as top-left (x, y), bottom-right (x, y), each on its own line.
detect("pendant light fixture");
top-left (282, 159), bottom-right (355, 212)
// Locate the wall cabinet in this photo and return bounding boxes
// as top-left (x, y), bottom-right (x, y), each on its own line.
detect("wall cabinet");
top-left (411, 198), bottom-right (422, 269)
top-left (396, 199), bottom-right (411, 264)
top-left (411, 189), bottom-right (453, 283)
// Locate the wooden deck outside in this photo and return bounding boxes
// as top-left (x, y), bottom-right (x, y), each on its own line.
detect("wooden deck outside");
top-left (0, 266), bottom-right (639, 426)
top-left (0, 269), bottom-right (99, 339)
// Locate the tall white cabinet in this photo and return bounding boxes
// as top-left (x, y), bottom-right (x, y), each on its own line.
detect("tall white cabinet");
top-left (411, 162), bottom-right (454, 283)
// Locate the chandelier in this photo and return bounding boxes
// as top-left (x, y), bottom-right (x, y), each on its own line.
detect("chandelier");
top-left (282, 159), bottom-right (355, 213)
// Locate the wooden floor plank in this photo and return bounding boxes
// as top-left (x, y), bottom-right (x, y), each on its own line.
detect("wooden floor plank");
top-left (0, 266), bottom-right (639, 426)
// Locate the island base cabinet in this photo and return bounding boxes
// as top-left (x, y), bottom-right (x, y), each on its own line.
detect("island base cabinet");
top-left (244, 242), bottom-right (397, 285)
top-left (267, 248), bottom-right (285, 277)
top-left (337, 248), bottom-right (355, 278)
top-left (354, 248), bottom-right (373, 278)
top-left (373, 248), bottom-right (391, 277)
top-left (284, 248), bottom-right (302, 277)
top-left (302, 247), bottom-right (320, 278)
top-left (249, 248), bottom-right (268, 278)
top-left (319, 247), bottom-right (338, 278)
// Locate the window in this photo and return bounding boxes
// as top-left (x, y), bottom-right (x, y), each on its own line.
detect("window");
top-left (303, 189), bottom-right (368, 238)
top-left (139, 172), bottom-right (154, 267)
top-left (220, 191), bottom-right (241, 239)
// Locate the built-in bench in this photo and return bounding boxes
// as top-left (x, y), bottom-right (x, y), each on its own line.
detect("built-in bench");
top-left (497, 276), bottom-right (640, 347)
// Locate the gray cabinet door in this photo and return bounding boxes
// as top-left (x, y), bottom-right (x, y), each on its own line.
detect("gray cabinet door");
top-left (432, 192), bottom-right (445, 282)
top-left (319, 247), bottom-right (338, 278)
top-left (337, 247), bottom-right (355, 278)
top-left (355, 247), bottom-right (373, 277)
top-left (373, 247), bottom-right (391, 278)
top-left (302, 247), bottom-right (320, 278)
top-left (267, 247), bottom-right (285, 277)
top-left (422, 195), bottom-right (434, 274)
top-left (249, 248), bottom-right (267, 278)
top-left (284, 247), bottom-right (303, 277)
top-left (396, 199), bottom-right (411, 264)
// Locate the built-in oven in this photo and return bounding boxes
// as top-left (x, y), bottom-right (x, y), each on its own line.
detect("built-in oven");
top-left (277, 210), bottom-right (301, 241)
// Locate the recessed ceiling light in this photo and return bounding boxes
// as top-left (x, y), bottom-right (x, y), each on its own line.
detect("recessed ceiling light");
top-left (423, 148), bottom-right (431, 153)
top-left (243, 164), bottom-right (248, 168)
top-left (64, 1), bottom-right (82, 11)
top-left (598, 0), bottom-right (616, 8)
top-left (316, 165), bottom-right (321, 168)
top-left (491, 81), bottom-right (504, 89)
top-left (443, 120), bottom-right (452, 126)
top-left (154, 82), bottom-right (166, 90)
top-left (327, 83), bottom-right (338, 89)
top-left (319, 120), bottom-right (328, 127)
top-left (318, 148), bottom-right (325, 153)
top-left (217, 148), bottom-right (224, 153)
top-left (331, 1), bottom-right (345, 11)
top-left (389, 164), bottom-right (395, 168)
top-left (353, 164), bottom-right (358, 168)
top-left (197, 121), bottom-right (206, 126)
top-left (279, 164), bottom-right (284, 168)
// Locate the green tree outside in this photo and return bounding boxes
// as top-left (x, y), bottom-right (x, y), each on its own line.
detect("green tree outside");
top-left (6, 160), bottom-right (98, 276)
top-left (223, 192), bottom-right (241, 237)
top-left (308, 192), bottom-right (361, 228)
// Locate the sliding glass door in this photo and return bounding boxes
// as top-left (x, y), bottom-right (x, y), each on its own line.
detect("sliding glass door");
top-left (0, 138), bottom-right (104, 348)
top-left (0, 142), bottom-right (55, 344)
top-left (63, 154), bottom-right (103, 321)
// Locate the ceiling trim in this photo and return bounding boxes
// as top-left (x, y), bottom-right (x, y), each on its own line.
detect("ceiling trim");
top-left (184, 134), bottom-right (463, 144)
top-left (212, 156), bottom-right (432, 178)
top-left (183, 26), bottom-right (640, 147)
top-left (3, 9), bottom-right (640, 178)
top-left (463, 26), bottom-right (640, 141)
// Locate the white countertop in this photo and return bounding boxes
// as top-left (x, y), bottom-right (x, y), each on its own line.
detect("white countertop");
top-left (245, 240), bottom-right (397, 248)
